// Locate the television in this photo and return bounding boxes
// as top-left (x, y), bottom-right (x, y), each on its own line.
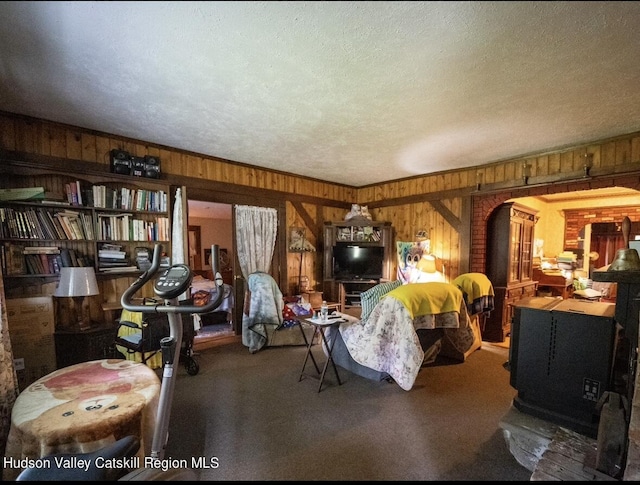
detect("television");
top-left (332, 243), bottom-right (384, 280)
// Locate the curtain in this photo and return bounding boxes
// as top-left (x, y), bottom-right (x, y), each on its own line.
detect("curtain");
top-left (234, 205), bottom-right (278, 278)
top-left (235, 205), bottom-right (278, 352)
top-left (172, 187), bottom-right (185, 265)
top-left (0, 265), bottom-right (19, 458)
top-left (171, 187), bottom-right (190, 301)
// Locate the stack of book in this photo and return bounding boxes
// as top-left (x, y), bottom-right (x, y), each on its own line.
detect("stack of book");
top-left (135, 247), bottom-right (152, 271)
top-left (98, 244), bottom-right (137, 273)
top-left (134, 247), bottom-right (170, 270)
top-left (22, 246), bottom-right (61, 275)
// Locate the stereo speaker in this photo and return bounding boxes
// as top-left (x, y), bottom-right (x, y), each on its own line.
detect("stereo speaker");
top-left (144, 155), bottom-right (161, 179)
top-left (110, 149), bottom-right (132, 175)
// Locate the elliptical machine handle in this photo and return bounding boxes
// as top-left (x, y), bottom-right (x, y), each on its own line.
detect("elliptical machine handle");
top-left (121, 243), bottom-right (163, 311)
top-left (120, 243), bottom-right (226, 314)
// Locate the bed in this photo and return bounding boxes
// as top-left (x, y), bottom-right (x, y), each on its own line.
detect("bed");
top-left (327, 280), bottom-right (486, 391)
top-left (190, 274), bottom-right (235, 330)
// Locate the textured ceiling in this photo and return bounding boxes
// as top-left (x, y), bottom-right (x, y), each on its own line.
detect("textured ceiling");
top-left (1, 2), bottom-right (640, 187)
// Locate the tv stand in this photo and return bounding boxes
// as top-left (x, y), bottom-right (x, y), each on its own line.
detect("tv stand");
top-left (322, 220), bottom-right (393, 316)
top-left (337, 280), bottom-right (383, 318)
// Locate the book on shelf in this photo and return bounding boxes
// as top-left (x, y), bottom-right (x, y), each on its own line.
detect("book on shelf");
top-left (135, 247), bottom-right (152, 270)
top-left (80, 213), bottom-right (94, 240)
top-left (23, 253), bottom-right (60, 275)
top-left (46, 211), bottom-right (68, 239)
top-left (67, 217), bottom-right (85, 240)
top-left (0, 187), bottom-right (45, 201)
top-left (64, 181), bottom-right (89, 207)
top-left (98, 250), bottom-right (126, 259)
top-left (98, 260), bottom-right (131, 267)
top-left (54, 213), bottom-right (75, 240)
top-left (3, 243), bottom-right (26, 275)
top-left (53, 210), bottom-right (84, 240)
top-left (38, 199), bottom-right (71, 206)
top-left (59, 248), bottom-right (84, 267)
top-left (98, 265), bottom-right (139, 273)
top-left (60, 248), bottom-right (73, 267)
top-left (34, 209), bottom-right (56, 239)
top-left (24, 254), bottom-right (40, 275)
top-left (22, 246), bottom-right (60, 254)
top-left (99, 243), bottom-right (123, 250)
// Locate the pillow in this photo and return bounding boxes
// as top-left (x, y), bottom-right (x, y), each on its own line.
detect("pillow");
top-left (360, 280), bottom-right (402, 321)
top-left (281, 304), bottom-right (299, 329)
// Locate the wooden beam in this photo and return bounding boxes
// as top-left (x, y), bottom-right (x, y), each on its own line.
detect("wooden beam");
top-left (290, 200), bottom-right (319, 241)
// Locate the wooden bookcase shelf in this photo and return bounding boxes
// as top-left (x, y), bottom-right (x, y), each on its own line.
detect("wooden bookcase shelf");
top-left (0, 171), bottom-right (171, 280)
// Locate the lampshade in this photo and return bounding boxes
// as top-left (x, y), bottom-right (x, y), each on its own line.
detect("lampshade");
top-left (423, 255), bottom-right (438, 273)
top-left (54, 267), bottom-right (99, 297)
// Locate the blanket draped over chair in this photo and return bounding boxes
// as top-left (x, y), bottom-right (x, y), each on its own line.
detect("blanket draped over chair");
top-left (452, 272), bottom-right (495, 315)
top-left (338, 282), bottom-right (474, 391)
top-left (242, 272), bottom-right (283, 353)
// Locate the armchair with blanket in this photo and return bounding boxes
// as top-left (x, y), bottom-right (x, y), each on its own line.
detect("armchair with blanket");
top-left (242, 271), bottom-right (315, 353)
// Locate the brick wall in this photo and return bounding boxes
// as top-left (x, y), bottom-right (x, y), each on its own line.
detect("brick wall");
top-left (564, 206), bottom-right (640, 248)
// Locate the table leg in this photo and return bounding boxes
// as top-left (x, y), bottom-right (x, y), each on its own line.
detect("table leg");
top-left (317, 325), bottom-right (342, 393)
top-left (298, 323), bottom-right (321, 382)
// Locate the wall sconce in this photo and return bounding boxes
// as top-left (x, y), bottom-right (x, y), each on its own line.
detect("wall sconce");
top-left (54, 267), bottom-right (99, 331)
top-left (476, 170), bottom-right (483, 191)
top-left (522, 162), bottom-right (531, 185)
top-left (583, 152), bottom-right (593, 177)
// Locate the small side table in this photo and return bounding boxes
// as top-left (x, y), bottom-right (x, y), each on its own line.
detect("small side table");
top-left (3, 359), bottom-right (160, 481)
top-left (298, 315), bottom-right (345, 392)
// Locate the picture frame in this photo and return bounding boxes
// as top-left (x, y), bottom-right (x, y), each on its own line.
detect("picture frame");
top-left (205, 247), bottom-right (230, 270)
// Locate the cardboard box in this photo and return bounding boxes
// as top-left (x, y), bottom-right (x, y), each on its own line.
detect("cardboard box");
top-left (6, 296), bottom-right (57, 391)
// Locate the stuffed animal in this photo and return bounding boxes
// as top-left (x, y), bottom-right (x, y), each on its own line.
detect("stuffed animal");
top-left (345, 204), bottom-right (373, 221)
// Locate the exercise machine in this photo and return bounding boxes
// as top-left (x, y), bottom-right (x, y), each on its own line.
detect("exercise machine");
top-left (17, 244), bottom-right (225, 481)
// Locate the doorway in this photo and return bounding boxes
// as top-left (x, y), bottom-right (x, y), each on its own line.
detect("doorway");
top-left (187, 200), bottom-right (235, 342)
top-left (188, 225), bottom-right (202, 271)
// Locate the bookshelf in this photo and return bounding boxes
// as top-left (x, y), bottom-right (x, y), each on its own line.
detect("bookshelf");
top-left (0, 173), bottom-right (172, 280)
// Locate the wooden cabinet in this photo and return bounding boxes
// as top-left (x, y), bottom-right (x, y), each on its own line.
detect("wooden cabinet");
top-left (322, 219), bottom-right (393, 280)
top-left (54, 325), bottom-right (117, 368)
top-left (484, 202), bottom-right (538, 342)
top-left (322, 219), bottom-right (393, 305)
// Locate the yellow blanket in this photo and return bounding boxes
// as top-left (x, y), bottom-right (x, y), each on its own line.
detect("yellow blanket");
top-left (453, 273), bottom-right (494, 304)
top-left (385, 282), bottom-right (462, 319)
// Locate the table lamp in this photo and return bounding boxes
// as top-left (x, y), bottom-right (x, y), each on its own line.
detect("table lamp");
top-left (54, 267), bottom-right (99, 331)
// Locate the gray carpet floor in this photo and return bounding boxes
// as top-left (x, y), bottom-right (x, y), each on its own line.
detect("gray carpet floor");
top-left (166, 338), bottom-right (531, 481)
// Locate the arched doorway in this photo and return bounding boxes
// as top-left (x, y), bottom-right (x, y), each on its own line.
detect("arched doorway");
top-left (470, 177), bottom-right (640, 275)
top-left (470, 176), bottom-right (640, 342)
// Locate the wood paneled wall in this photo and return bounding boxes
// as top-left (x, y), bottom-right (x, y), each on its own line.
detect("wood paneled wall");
top-left (2, 111), bottom-right (640, 308)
